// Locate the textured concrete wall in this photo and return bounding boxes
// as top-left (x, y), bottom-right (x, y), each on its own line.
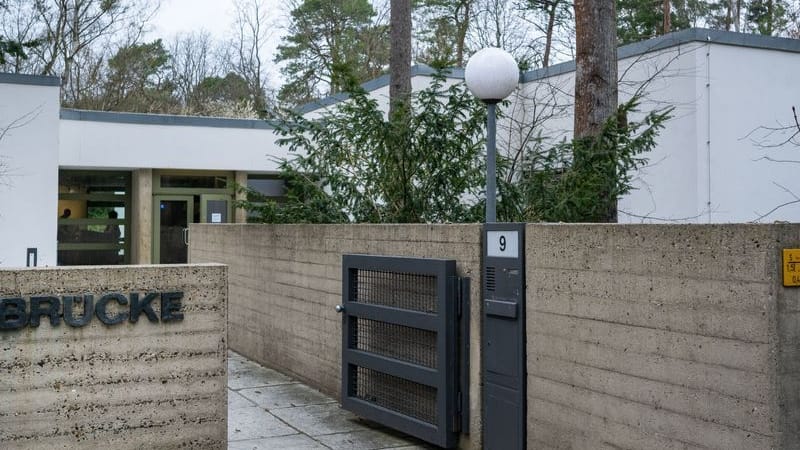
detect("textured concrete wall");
top-left (0, 264), bottom-right (228, 449)
top-left (191, 223), bottom-right (800, 449)
top-left (189, 223), bottom-right (482, 447)
top-left (130, 169), bottom-right (152, 264)
top-left (525, 224), bottom-right (800, 449)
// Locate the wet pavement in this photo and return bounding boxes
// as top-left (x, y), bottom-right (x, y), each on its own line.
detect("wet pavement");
top-left (227, 351), bottom-right (433, 450)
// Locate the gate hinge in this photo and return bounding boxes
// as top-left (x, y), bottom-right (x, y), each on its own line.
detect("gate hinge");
top-left (453, 392), bottom-right (463, 433)
top-left (456, 279), bottom-right (463, 318)
top-left (456, 277), bottom-right (469, 318)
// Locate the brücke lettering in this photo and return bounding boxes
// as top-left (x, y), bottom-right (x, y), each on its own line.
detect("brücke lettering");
top-left (0, 292), bottom-right (184, 330)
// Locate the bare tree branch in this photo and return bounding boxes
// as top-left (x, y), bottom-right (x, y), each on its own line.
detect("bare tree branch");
top-left (618, 209), bottom-right (714, 222)
top-left (0, 107), bottom-right (42, 188)
top-left (0, 106), bottom-right (41, 142)
top-left (751, 182), bottom-right (800, 222)
top-left (753, 200), bottom-right (800, 222)
top-left (745, 105), bottom-right (800, 147)
top-left (753, 156), bottom-right (800, 164)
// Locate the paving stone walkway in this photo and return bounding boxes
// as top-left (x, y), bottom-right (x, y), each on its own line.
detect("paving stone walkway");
top-left (227, 351), bottom-right (434, 450)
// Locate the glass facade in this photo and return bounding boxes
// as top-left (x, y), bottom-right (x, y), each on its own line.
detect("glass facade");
top-left (245, 174), bottom-right (286, 222)
top-left (247, 175), bottom-right (285, 199)
top-left (57, 171), bottom-right (130, 265)
top-left (160, 174), bottom-right (228, 189)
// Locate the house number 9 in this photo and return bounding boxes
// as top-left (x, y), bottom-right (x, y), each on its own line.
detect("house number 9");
top-left (487, 230), bottom-right (518, 258)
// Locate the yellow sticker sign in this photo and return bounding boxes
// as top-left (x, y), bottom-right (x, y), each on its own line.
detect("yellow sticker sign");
top-left (784, 249), bottom-right (800, 287)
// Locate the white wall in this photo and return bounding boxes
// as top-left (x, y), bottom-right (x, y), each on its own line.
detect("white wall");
top-left (706, 44), bottom-right (800, 223)
top-left (619, 42), bottom-right (705, 223)
top-left (0, 78), bottom-right (60, 267)
top-left (508, 40), bottom-right (800, 224)
top-left (301, 72), bottom-right (463, 121)
top-left (59, 118), bottom-right (288, 172)
top-left (507, 43), bottom-right (706, 223)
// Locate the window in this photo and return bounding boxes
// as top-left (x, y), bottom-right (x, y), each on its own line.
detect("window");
top-left (247, 174), bottom-right (285, 200)
top-left (57, 171), bottom-right (130, 266)
top-left (160, 174), bottom-right (228, 189)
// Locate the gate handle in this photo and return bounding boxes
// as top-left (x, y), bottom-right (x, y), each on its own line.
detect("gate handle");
top-left (335, 305), bottom-right (345, 313)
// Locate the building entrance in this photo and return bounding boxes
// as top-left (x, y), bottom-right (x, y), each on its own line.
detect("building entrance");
top-left (154, 195), bottom-right (192, 264)
top-left (152, 171), bottom-right (233, 264)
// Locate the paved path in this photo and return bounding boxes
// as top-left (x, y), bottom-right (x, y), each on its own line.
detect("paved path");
top-left (228, 351), bottom-right (433, 450)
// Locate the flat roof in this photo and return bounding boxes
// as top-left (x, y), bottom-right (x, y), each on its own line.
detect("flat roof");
top-left (295, 65), bottom-right (464, 114)
top-left (0, 72), bottom-right (60, 87)
top-left (60, 109), bottom-right (277, 130)
top-left (300, 28), bottom-right (800, 113)
top-left (522, 27), bottom-right (800, 82)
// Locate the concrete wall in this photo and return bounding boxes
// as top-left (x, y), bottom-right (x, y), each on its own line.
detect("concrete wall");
top-left (0, 74), bottom-right (61, 267)
top-left (192, 222), bottom-right (800, 449)
top-left (189, 223), bottom-right (483, 448)
top-left (525, 224), bottom-right (800, 449)
top-left (0, 264), bottom-right (228, 449)
top-left (130, 169), bottom-right (153, 265)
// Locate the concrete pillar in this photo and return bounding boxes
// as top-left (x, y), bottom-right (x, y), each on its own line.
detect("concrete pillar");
top-left (235, 171), bottom-right (248, 224)
top-left (131, 169), bottom-right (152, 264)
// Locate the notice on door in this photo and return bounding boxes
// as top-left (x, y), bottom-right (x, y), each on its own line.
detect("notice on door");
top-left (211, 213), bottom-right (222, 223)
top-left (784, 249), bottom-right (800, 287)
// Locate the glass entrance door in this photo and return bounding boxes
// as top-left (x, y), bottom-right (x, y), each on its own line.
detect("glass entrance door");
top-left (154, 195), bottom-right (194, 264)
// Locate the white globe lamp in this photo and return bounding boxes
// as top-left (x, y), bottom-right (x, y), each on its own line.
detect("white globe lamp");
top-left (464, 48), bottom-right (519, 222)
top-left (465, 47), bottom-right (520, 103)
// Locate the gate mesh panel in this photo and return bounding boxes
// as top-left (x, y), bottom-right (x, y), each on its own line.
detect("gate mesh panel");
top-left (353, 270), bottom-right (437, 313)
top-left (353, 318), bottom-right (437, 368)
top-left (353, 366), bottom-right (437, 425)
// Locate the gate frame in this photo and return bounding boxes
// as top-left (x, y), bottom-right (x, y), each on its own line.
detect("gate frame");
top-left (340, 254), bottom-right (468, 448)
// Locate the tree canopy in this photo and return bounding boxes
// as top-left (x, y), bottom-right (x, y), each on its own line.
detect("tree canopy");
top-left (1, 0), bottom-right (797, 113)
top-left (244, 72), bottom-right (487, 223)
top-left (274, 0), bottom-right (389, 106)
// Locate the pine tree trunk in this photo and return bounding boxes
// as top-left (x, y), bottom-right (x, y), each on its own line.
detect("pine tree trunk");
top-left (574, 0), bottom-right (618, 222)
top-left (389, 0), bottom-right (413, 221)
top-left (574, 0), bottom-right (617, 139)
top-left (543, 0), bottom-right (558, 67)
top-left (389, 0), bottom-right (411, 118)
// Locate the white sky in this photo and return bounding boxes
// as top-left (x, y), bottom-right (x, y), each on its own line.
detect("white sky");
top-left (151, 0), bottom-right (238, 40)
top-left (149, 0), bottom-right (287, 85)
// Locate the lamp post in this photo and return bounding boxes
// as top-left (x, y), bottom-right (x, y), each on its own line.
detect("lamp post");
top-left (464, 48), bottom-right (519, 223)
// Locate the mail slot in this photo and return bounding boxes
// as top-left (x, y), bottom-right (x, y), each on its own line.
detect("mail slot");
top-left (484, 299), bottom-right (517, 318)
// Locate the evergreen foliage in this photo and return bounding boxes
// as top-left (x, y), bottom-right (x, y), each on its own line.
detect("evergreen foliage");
top-left (507, 98), bottom-right (672, 222)
top-left (275, 0), bottom-right (389, 106)
top-left (239, 75), bottom-right (672, 224)
top-left (0, 36), bottom-right (37, 65)
top-left (239, 71), bottom-right (488, 223)
top-left (98, 40), bottom-right (178, 113)
top-left (0, 1), bottom-right (37, 64)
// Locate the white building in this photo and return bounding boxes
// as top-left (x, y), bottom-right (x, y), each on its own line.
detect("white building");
top-left (0, 76), bottom-right (287, 267)
top-left (513, 28), bottom-right (800, 225)
top-left (0, 28), bottom-right (798, 267)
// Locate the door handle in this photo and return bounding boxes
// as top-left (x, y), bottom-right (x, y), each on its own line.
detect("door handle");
top-left (183, 228), bottom-right (189, 245)
top-left (335, 305), bottom-right (345, 313)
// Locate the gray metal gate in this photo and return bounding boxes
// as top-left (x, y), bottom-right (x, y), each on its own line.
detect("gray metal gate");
top-left (339, 254), bottom-right (469, 448)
